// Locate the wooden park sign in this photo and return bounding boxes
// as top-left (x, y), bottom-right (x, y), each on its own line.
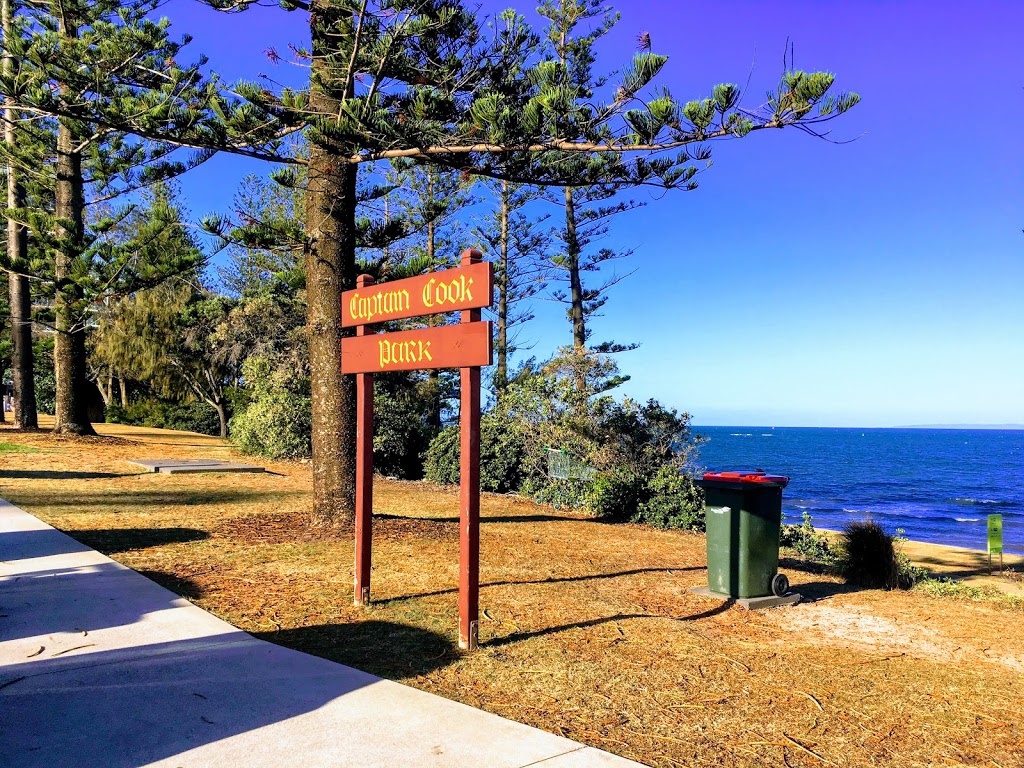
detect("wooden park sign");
top-left (340, 249), bottom-right (493, 650)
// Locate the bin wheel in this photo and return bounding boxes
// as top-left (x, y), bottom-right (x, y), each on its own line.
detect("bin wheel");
top-left (771, 573), bottom-right (789, 597)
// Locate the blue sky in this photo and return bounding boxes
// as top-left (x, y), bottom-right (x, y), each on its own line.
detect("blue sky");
top-left (164, 0), bottom-right (1024, 427)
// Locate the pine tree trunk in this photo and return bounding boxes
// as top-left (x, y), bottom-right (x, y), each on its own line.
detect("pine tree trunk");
top-left (305, 4), bottom-right (358, 523)
top-left (118, 372), bottom-right (128, 408)
top-left (563, 186), bottom-right (588, 394)
top-left (52, 14), bottom-right (94, 436)
top-left (3, 0), bottom-right (37, 429)
top-left (494, 180), bottom-right (510, 393)
top-left (557, 37), bottom-right (586, 354)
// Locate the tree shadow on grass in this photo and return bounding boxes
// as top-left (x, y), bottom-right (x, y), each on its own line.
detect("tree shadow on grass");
top-left (380, 566), bottom-right (705, 604)
top-left (254, 620), bottom-right (455, 680)
top-left (376, 512), bottom-right (585, 525)
top-left (137, 569), bottom-right (207, 601)
top-left (112, 429), bottom-right (226, 447)
top-left (2, 488), bottom-right (304, 508)
top-left (910, 551), bottom-right (1003, 580)
top-left (779, 554), bottom-right (836, 575)
top-left (486, 600), bottom-right (735, 648)
top-left (777, 555), bottom-right (863, 600)
top-left (790, 579), bottom-right (861, 602)
top-left (0, 470), bottom-right (141, 480)
top-left (68, 527), bottom-right (210, 555)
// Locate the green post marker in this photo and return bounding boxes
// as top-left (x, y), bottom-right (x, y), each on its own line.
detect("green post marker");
top-left (987, 514), bottom-right (1003, 574)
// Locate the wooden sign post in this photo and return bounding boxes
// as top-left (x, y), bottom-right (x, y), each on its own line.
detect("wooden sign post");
top-left (341, 249), bottom-right (493, 650)
top-left (353, 273), bottom-right (374, 608)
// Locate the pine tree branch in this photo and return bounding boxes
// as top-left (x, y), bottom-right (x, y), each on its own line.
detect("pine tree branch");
top-left (340, 0), bottom-right (370, 110)
top-left (347, 125), bottom-right (780, 164)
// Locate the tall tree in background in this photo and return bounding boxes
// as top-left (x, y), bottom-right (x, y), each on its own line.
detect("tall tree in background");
top-left (217, 172), bottom-right (307, 296)
top-left (89, 183), bottom-right (206, 410)
top-left (2, 0), bottom-right (36, 427)
top-left (539, 0), bottom-right (648, 358)
top-left (0, 0), bottom-right (214, 433)
top-left (474, 179), bottom-right (550, 393)
top-left (549, 176), bottom-right (641, 353)
top-left (93, 281), bottom-right (237, 437)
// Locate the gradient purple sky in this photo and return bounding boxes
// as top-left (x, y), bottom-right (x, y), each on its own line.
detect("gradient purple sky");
top-left (164, 0), bottom-right (1024, 427)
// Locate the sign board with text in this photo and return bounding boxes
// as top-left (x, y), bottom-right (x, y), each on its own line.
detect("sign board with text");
top-left (341, 321), bottom-right (492, 374)
top-left (988, 514), bottom-right (1003, 554)
top-left (341, 261), bottom-right (493, 327)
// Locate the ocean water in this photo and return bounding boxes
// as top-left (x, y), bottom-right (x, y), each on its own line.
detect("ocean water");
top-left (694, 427), bottom-right (1023, 555)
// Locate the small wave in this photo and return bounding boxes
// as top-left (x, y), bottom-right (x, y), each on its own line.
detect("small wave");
top-left (955, 517), bottom-right (981, 523)
top-left (952, 498), bottom-right (1004, 506)
top-left (729, 433), bottom-right (753, 437)
top-left (761, 434), bottom-right (774, 437)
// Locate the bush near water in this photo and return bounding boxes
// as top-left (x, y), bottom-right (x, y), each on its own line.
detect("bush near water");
top-left (778, 514), bottom-right (931, 590)
top-left (422, 348), bottom-right (705, 525)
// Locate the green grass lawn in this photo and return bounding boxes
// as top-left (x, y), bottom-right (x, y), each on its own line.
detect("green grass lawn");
top-left (0, 441), bottom-right (41, 453)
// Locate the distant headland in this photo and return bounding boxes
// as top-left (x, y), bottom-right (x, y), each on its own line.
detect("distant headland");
top-left (898, 424), bottom-right (1024, 430)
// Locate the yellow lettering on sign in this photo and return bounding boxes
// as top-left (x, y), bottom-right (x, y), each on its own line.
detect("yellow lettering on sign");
top-left (376, 339), bottom-right (435, 369)
top-left (349, 288), bottom-right (410, 323)
top-left (422, 275), bottom-right (474, 309)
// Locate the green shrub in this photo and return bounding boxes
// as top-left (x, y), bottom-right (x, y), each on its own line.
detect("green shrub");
top-left (105, 398), bottom-right (222, 436)
top-left (33, 336), bottom-right (56, 415)
top-left (163, 401), bottom-right (222, 436)
top-left (423, 414), bottom-right (527, 493)
top-left (634, 466), bottom-right (705, 531)
top-left (230, 389), bottom-right (312, 459)
top-left (587, 469), bottom-right (648, 521)
top-left (111, 398), bottom-right (169, 428)
top-left (104, 403), bottom-right (128, 424)
top-left (780, 512), bottom-right (837, 564)
top-left (424, 426), bottom-right (459, 485)
top-left (373, 374), bottom-right (435, 480)
top-left (229, 356), bottom-right (312, 459)
top-left (893, 529), bottom-right (930, 588)
top-left (524, 476), bottom-right (592, 511)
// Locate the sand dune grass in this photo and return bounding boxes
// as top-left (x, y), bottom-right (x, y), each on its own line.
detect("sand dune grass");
top-left (2, 418), bottom-right (1022, 768)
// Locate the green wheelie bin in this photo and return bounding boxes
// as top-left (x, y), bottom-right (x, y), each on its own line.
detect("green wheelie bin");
top-left (696, 471), bottom-right (791, 599)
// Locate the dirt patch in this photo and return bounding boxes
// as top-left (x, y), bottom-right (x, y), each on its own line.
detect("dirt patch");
top-left (775, 603), bottom-right (1024, 672)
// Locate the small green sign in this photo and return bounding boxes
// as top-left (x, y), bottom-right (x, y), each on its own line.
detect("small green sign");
top-left (987, 514), bottom-right (1003, 554)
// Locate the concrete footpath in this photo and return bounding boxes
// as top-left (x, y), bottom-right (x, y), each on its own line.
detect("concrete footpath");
top-left (0, 499), bottom-right (645, 768)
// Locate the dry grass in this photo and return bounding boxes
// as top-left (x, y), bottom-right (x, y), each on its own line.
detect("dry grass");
top-left (2, 418), bottom-right (1023, 768)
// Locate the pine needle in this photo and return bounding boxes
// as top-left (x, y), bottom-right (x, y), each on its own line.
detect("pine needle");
top-left (783, 733), bottom-right (834, 765)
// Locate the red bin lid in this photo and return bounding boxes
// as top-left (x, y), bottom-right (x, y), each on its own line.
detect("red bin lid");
top-left (702, 470), bottom-right (790, 487)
